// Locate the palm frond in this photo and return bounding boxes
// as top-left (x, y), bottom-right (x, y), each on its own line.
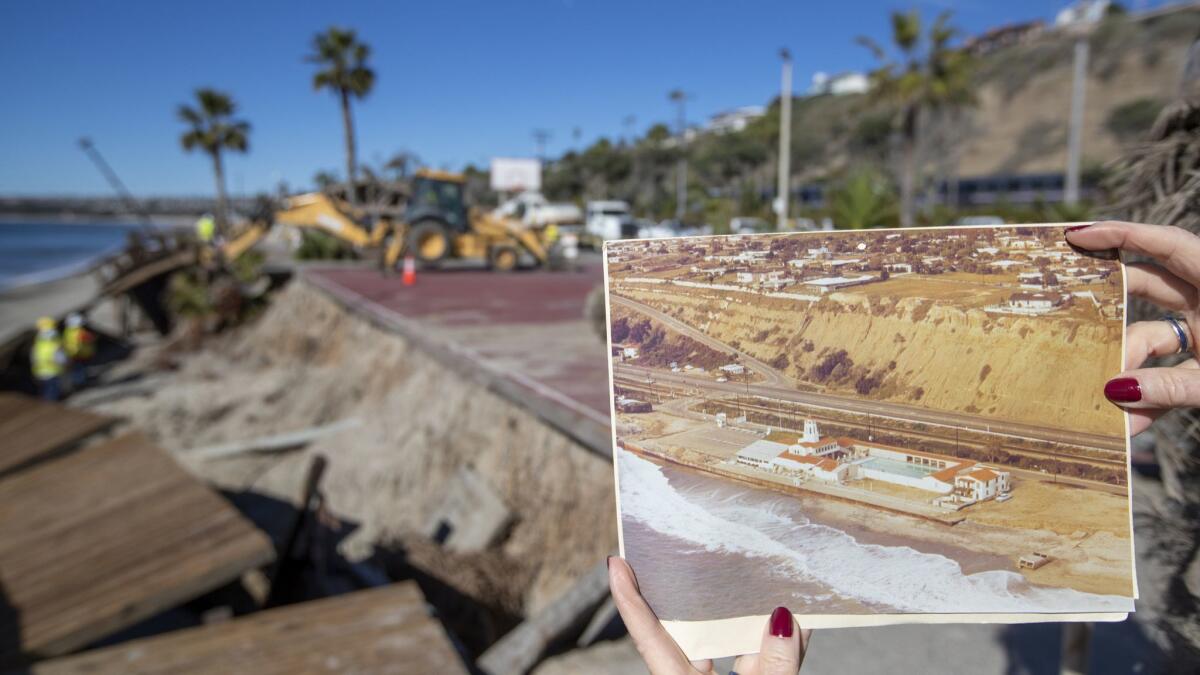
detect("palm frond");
top-left (856, 35), bottom-right (887, 62)
top-left (892, 10), bottom-right (921, 53)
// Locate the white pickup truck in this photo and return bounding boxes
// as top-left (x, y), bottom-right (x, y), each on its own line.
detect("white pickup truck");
top-left (494, 191), bottom-right (583, 229)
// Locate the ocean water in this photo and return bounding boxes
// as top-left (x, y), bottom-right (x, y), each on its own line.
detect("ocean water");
top-left (618, 448), bottom-right (1133, 622)
top-left (0, 221), bottom-right (141, 290)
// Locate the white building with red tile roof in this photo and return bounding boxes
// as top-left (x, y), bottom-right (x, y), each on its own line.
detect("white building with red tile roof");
top-left (954, 467), bottom-right (1012, 502)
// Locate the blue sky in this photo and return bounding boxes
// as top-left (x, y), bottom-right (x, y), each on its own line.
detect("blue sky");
top-left (0, 0), bottom-right (1164, 196)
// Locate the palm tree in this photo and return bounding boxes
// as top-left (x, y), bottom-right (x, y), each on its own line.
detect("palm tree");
top-left (858, 10), bottom-right (974, 226)
top-left (307, 27), bottom-right (375, 204)
top-left (178, 88), bottom-right (250, 233)
top-left (830, 168), bottom-right (897, 229)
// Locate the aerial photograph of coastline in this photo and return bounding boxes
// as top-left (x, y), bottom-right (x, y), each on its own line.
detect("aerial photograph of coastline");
top-left (607, 225), bottom-right (1135, 621)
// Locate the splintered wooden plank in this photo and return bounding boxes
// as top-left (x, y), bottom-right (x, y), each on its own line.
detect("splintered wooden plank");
top-left (33, 582), bottom-right (469, 675)
top-left (0, 432), bottom-right (275, 664)
top-left (0, 393), bottom-right (116, 477)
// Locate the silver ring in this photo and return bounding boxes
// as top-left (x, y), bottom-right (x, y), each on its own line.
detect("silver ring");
top-left (1163, 315), bottom-right (1191, 354)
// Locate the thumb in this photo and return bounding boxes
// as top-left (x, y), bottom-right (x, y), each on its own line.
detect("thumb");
top-left (1103, 365), bottom-right (1200, 410)
top-left (754, 606), bottom-right (806, 675)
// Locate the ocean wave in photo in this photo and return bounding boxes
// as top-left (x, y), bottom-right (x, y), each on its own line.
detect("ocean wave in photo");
top-left (618, 448), bottom-right (1133, 619)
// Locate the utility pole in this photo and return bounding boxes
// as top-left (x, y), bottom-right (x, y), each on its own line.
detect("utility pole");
top-left (669, 90), bottom-right (689, 222)
top-left (622, 115), bottom-right (637, 145)
top-left (1064, 37), bottom-right (1090, 205)
top-left (532, 129), bottom-right (552, 162)
top-left (777, 49), bottom-right (793, 230)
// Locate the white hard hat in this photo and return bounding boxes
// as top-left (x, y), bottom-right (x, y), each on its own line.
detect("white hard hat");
top-left (66, 313), bottom-right (84, 327)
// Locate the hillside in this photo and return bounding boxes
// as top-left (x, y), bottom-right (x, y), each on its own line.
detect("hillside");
top-left (613, 282), bottom-right (1125, 438)
top-left (543, 5), bottom-right (1200, 220)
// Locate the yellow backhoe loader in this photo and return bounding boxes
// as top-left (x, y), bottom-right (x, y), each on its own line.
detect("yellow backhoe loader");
top-left (217, 169), bottom-right (555, 272)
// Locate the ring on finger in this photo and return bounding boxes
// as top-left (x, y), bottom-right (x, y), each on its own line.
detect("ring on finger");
top-left (1162, 314), bottom-right (1192, 354)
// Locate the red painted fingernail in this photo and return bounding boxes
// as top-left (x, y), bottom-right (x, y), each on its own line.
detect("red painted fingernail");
top-left (769, 606), bottom-right (794, 638)
top-left (1065, 224), bottom-right (1092, 233)
top-left (1104, 377), bottom-right (1142, 402)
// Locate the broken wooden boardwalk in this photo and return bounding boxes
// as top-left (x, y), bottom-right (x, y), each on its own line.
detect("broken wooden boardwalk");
top-left (33, 582), bottom-right (468, 674)
top-left (0, 419), bottom-right (274, 665)
top-left (0, 393), bottom-right (115, 478)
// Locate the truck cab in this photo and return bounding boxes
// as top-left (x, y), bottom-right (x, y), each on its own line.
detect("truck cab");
top-left (585, 201), bottom-right (637, 241)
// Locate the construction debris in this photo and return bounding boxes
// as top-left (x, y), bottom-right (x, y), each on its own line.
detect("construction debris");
top-left (0, 408), bottom-right (274, 666)
top-left (32, 582), bottom-right (469, 675)
top-left (185, 418), bottom-right (362, 460)
top-left (423, 465), bottom-right (513, 553)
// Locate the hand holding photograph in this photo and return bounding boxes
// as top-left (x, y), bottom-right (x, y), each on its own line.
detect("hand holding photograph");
top-left (604, 224), bottom-right (1135, 660)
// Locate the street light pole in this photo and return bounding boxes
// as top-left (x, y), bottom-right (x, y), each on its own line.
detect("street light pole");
top-left (669, 90), bottom-right (689, 222)
top-left (777, 49), bottom-right (793, 230)
top-left (1065, 37), bottom-right (1089, 205)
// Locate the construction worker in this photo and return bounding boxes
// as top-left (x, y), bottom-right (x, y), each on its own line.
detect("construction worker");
top-left (31, 317), bottom-right (67, 401)
top-left (63, 312), bottom-right (95, 388)
top-left (195, 212), bottom-right (216, 244)
top-left (543, 222), bottom-right (560, 245)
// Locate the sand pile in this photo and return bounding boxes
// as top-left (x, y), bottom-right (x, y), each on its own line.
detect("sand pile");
top-left (89, 279), bottom-right (617, 613)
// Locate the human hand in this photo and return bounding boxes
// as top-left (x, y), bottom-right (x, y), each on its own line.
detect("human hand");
top-left (608, 556), bottom-right (810, 675)
top-left (1065, 221), bottom-right (1199, 435)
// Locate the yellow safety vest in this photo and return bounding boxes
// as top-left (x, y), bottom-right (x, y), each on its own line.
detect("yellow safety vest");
top-left (32, 335), bottom-right (63, 380)
top-left (64, 326), bottom-right (94, 360)
top-left (196, 216), bottom-right (216, 243)
top-left (545, 223), bottom-right (560, 243)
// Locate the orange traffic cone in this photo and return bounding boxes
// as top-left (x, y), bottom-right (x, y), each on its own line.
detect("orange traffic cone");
top-left (402, 255), bottom-right (417, 286)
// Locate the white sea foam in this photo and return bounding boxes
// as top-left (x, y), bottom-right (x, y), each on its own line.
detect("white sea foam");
top-left (619, 449), bottom-right (1133, 613)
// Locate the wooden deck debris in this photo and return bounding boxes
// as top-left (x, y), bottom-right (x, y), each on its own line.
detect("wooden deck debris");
top-left (33, 582), bottom-right (469, 675)
top-left (0, 432), bottom-right (274, 664)
top-left (477, 558), bottom-right (612, 675)
top-left (0, 393), bottom-right (115, 478)
top-left (184, 418), bottom-right (362, 460)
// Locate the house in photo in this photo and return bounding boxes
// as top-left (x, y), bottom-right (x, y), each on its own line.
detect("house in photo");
top-left (802, 275), bottom-right (877, 294)
top-left (721, 363), bottom-right (745, 375)
top-left (985, 291), bottom-right (1067, 316)
top-left (954, 468), bottom-right (1012, 502)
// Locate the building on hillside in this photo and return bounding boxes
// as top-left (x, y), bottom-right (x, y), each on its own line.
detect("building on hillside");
top-left (985, 291), bottom-right (1067, 316)
top-left (802, 275), bottom-right (877, 294)
top-left (1056, 0), bottom-right (1109, 28)
top-left (707, 106), bottom-right (765, 134)
top-left (810, 71), bottom-right (870, 96)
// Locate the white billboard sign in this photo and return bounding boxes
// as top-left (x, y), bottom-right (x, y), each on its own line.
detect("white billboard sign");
top-left (490, 157), bottom-right (542, 192)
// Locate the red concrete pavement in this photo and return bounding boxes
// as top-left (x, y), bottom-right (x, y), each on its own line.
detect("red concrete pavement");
top-left (304, 262), bottom-right (613, 454)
